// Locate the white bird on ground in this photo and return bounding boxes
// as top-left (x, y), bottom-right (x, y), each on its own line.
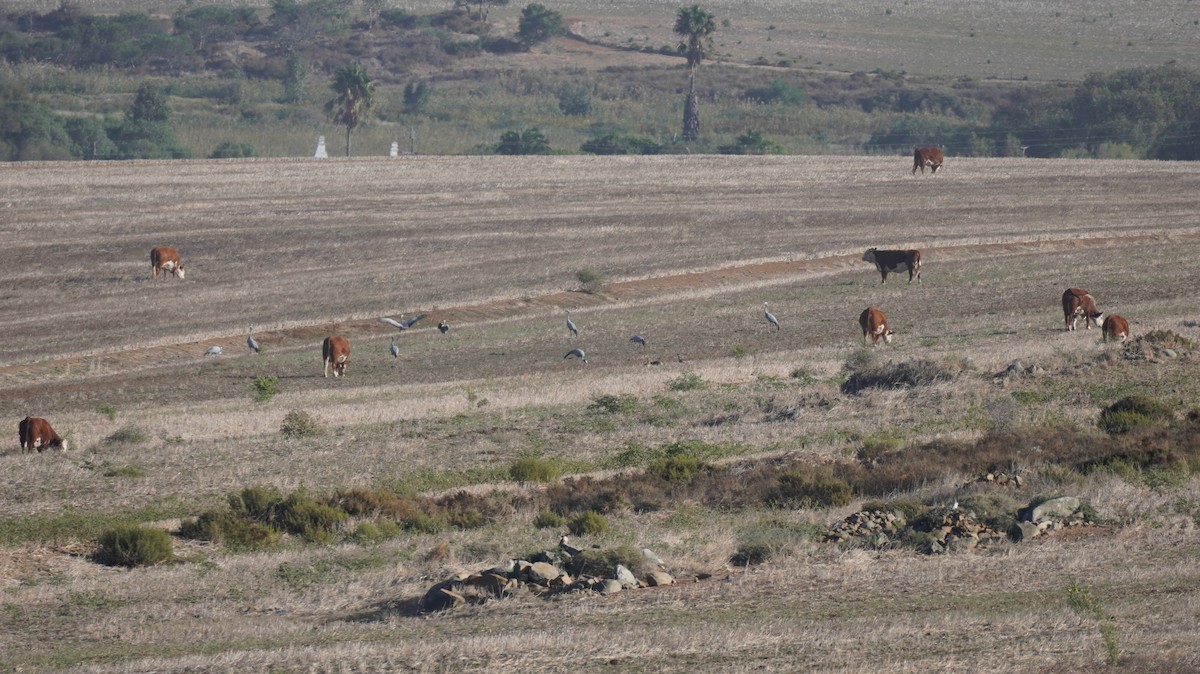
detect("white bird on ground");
top-left (247, 324), bottom-right (260, 353)
top-left (763, 302), bottom-right (780, 331)
top-left (564, 347), bottom-right (588, 363)
top-left (379, 314), bottom-right (426, 331)
top-left (630, 335), bottom-right (647, 347)
top-left (438, 320), bottom-right (449, 335)
top-left (205, 345), bottom-right (223, 356)
top-left (565, 310), bottom-right (579, 337)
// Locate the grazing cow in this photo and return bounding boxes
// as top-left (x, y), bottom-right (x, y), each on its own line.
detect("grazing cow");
top-left (859, 307), bottom-right (895, 346)
top-left (18, 416), bottom-right (67, 453)
top-left (322, 336), bottom-right (351, 378)
top-left (1062, 288), bottom-right (1104, 331)
top-left (862, 248), bottom-right (922, 284)
top-left (913, 147), bottom-right (944, 175)
top-left (1102, 314), bottom-right (1130, 342)
top-left (150, 246), bottom-right (185, 281)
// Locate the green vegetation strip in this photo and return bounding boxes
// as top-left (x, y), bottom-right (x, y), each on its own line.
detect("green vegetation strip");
top-left (0, 503), bottom-right (192, 546)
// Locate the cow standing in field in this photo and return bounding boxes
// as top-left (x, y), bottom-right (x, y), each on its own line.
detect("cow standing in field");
top-left (913, 147), bottom-right (944, 175)
top-left (1062, 288), bottom-right (1104, 331)
top-left (322, 336), bottom-right (351, 378)
top-left (150, 246), bottom-right (185, 281)
top-left (862, 248), bottom-right (922, 284)
top-left (859, 307), bottom-right (895, 346)
top-left (1103, 314), bottom-right (1129, 342)
top-left (18, 416), bottom-right (67, 453)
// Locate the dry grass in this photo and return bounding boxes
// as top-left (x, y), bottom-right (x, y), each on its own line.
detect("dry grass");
top-left (2, 155), bottom-right (1200, 671)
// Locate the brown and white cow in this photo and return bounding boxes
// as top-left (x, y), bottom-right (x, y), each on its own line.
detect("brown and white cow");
top-left (862, 248), bottom-right (922, 284)
top-left (18, 416), bottom-right (67, 453)
top-left (150, 246), bottom-right (185, 281)
top-left (913, 147), bottom-right (944, 175)
top-left (1102, 314), bottom-right (1129, 342)
top-left (322, 336), bottom-right (351, 378)
top-left (859, 307), bottom-right (895, 346)
top-left (1062, 288), bottom-right (1104, 331)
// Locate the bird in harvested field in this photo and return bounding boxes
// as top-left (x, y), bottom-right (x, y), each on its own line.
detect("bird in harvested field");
top-left (565, 310), bottom-right (579, 337)
top-left (564, 347), bottom-right (588, 363)
top-left (380, 314), bottom-right (426, 331)
top-left (438, 320), bottom-right (449, 335)
top-left (630, 335), bottom-right (647, 348)
top-left (205, 345), bottom-right (223, 356)
top-left (389, 336), bottom-right (399, 360)
top-left (763, 302), bottom-right (780, 331)
top-left (247, 324), bottom-right (260, 353)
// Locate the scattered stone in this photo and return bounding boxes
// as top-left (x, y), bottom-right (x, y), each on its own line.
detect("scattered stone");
top-left (615, 564), bottom-right (639, 589)
top-left (599, 579), bottom-right (623, 595)
top-left (525, 561), bottom-right (561, 584)
top-left (1026, 496), bottom-right (1082, 524)
top-left (646, 571), bottom-right (674, 587)
top-left (641, 548), bottom-right (664, 566)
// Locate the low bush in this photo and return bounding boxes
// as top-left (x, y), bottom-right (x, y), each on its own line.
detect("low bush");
top-left (568, 510), bottom-right (609, 535)
top-left (842, 357), bottom-right (958, 394)
top-left (280, 409), bottom-right (323, 438)
top-left (96, 525), bottom-right (175, 567)
top-left (646, 454), bottom-right (710, 483)
top-left (275, 491), bottom-right (347, 543)
top-left (253, 375), bottom-right (280, 402)
top-left (668, 372), bottom-right (706, 391)
top-left (769, 469), bottom-right (854, 509)
top-left (180, 509), bottom-right (279, 551)
top-left (590, 394), bottom-right (638, 414)
top-left (103, 425), bottom-right (148, 445)
top-left (1098, 395), bottom-right (1174, 434)
top-left (567, 544), bottom-right (649, 578)
top-left (510, 456), bottom-right (562, 483)
top-left (533, 510), bottom-right (566, 529)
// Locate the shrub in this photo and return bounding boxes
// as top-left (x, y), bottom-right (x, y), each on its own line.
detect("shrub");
top-left (96, 525), bottom-right (175, 567)
top-left (580, 133), bottom-right (662, 155)
top-left (556, 83), bottom-right (592, 116)
top-left (103, 425), bottom-right (148, 445)
top-left (731, 519), bottom-right (820, 566)
top-left (647, 454), bottom-right (710, 483)
top-left (280, 409), bottom-right (323, 438)
top-left (210, 140), bottom-right (256, 158)
top-left (253, 375), bottom-right (280, 402)
top-left (668, 372), bottom-right (706, 391)
top-left (575, 268), bottom-right (606, 293)
top-left (228, 486), bottom-right (283, 522)
top-left (568, 510), bottom-right (609, 535)
top-left (97, 404), bottom-right (118, 421)
top-left (590, 394), bottom-right (638, 414)
top-left (841, 358), bottom-right (958, 394)
top-left (275, 491), bottom-right (347, 543)
top-left (180, 509), bottom-right (279, 551)
top-left (769, 469), bottom-right (854, 509)
top-left (1098, 395), bottom-right (1174, 434)
top-left (567, 544), bottom-right (648, 578)
top-left (510, 456), bottom-right (562, 483)
top-left (533, 510), bottom-right (566, 529)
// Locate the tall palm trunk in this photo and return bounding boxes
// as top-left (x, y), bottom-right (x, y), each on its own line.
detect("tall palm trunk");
top-left (344, 126), bottom-right (353, 157)
top-left (683, 67), bottom-right (700, 141)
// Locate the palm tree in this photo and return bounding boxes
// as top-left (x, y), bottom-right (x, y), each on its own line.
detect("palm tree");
top-left (324, 62), bottom-right (375, 157)
top-left (674, 5), bottom-right (716, 142)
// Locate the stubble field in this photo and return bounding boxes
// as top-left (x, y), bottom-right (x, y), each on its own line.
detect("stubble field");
top-left (2, 155), bottom-right (1200, 672)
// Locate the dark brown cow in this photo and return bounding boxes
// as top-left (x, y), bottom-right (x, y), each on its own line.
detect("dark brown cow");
top-left (1062, 288), bottom-right (1104, 331)
top-left (859, 307), bottom-right (895, 346)
top-left (913, 147), bottom-right (944, 175)
top-left (1102, 314), bottom-right (1129, 342)
top-left (322, 336), bottom-right (351, 378)
top-left (150, 246), bottom-right (185, 281)
top-left (18, 416), bottom-right (67, 453)
top-left (862, 248), bottom-right (922, 284)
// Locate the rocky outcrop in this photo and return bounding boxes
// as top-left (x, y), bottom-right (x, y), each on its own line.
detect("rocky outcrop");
top-left (420, 543), bottom-right (674, 613)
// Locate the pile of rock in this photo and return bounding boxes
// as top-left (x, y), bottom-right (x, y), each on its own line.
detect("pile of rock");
top-left (922, 510), bottom-right (1008, 554)
top-left (420, 543), bottom-right (674, 613)
top-left (824, 510), bottom-right (905, 548)
top-left (975, 471), bottom-right (1024, 488)
top-left (1013, 496), bottom-right (1093, 541)
top-left (994, 360), bottom-right (1045, 383)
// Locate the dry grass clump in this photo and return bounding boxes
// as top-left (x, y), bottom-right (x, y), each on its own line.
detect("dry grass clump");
top-left (841, 355), bottom-right (961, 395)
top-left (95, 525), bottom-right (176, 567)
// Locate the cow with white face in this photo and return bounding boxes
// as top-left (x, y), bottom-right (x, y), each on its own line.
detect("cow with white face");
top-left (150, 246), bottom-right (185, 281)
top-left (859, 307), bottom-right (895, 346)
top-left (862, 248), bottom-right (922, 284)
top-left (913, 147), bottom-right (944, 175)
top-left (1062, 288), bottom-right (1104, 331)
top-left (1102, 314), bottom-right (1129, 342)
top-left (322, 336), bottom-right (351, 378)
top-left (19, 416), bottom-right (67, 453)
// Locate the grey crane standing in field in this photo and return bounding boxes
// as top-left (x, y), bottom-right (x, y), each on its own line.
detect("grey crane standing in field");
top-left (438, 320), bottom-right (449, 335)
top-left (380, 314), bottom-right (426, 331)
top-left (565, 310), bottom-right (579, 337)
top-left (564, 347), bottom-right (588, 364)
top-left (763, 302), bottom-right (780, 331)
top-left (389, 336), bottom-right (399, 360)
top-left (630, 335), bottom-right (647, 348)
top-left (247, 324), bottom-right (261, 353)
